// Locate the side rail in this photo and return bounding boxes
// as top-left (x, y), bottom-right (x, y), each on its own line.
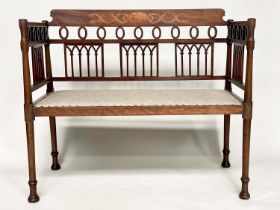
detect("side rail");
top-left (225, 19), bottom-right (255, 115)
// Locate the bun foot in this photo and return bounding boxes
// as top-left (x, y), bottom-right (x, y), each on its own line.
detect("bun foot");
top-left (51, 163), bottom-right (61, 170)
top-left (239, 191), bottom-right (250, 200)
top-left (221, 160), bottom-right (231, 168)
top-left (28, 194), bottom-right (40, 203)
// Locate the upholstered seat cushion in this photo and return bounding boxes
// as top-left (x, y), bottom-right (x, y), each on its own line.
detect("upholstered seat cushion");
top-left (34, 89), bottom-right (241, 107)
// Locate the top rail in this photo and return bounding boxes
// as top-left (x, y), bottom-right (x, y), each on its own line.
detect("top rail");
top-left (49, 9), bottom-right (227, 26)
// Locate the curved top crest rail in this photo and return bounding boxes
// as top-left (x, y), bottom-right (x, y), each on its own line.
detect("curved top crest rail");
top-left (49, 9), bottom-right (226, 26)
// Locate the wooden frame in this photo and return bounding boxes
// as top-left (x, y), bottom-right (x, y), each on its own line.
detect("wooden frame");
top-left (19, 9), bottom-right (256, 203)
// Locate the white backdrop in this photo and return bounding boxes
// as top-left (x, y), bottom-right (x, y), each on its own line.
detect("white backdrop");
top-left (0, 0), bottom-right (279, 209)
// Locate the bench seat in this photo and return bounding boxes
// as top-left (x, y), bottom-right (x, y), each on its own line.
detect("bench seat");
top-left (33, 89), bottom-right (243, 116)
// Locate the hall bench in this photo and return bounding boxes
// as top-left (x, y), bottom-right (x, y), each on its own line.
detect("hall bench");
top-left (19, 9), bottom-right (256, 203)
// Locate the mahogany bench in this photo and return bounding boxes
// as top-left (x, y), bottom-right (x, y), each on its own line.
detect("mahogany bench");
top-left (19, 9), bottom-right (256, 203)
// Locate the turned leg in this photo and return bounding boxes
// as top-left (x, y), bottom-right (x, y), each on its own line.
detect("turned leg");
top-left (239, 118), bottom-right (251, 199)
top-left (222, 115), bottom-right (231, 168)
top-left (25, 120), bottom-right (40, 203)
top-left (49, 117), bottom-right (60, 170)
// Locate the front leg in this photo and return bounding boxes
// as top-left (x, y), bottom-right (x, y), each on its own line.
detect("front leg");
top-left (239, 118), bottom-right (251, 199)
top-left (25, 120), bottom-right (40, 203)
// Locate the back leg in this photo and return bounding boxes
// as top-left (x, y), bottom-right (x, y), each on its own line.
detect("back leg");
top-left (49, 117), bottom-right (61, 170)
top-left (222, 114), bottom-right (231, 168)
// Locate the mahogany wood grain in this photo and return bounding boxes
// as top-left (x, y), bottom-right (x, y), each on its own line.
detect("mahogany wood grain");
top-left (49, 38), bottom-right (227, 45)
top-left (33, 105), bottom-right (243, 116)
top-left (49, 117), bottom-right (60, 170)
top-left (239, 18), bottom-right (255, 200)
top-left (51, 75), bottom-right (226, 81)
top-left (20, 19), bottom-right (40, 203)
top-left (222, 115), bottom-right (231, 168)
top-left (50, 9), bottom-right (226, 26)
top-left (19, 9), bottom-right (256, 203)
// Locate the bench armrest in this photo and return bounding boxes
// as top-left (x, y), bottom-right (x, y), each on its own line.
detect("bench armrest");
top-left (225, 18), bottom-right (256, 108)
top-left (19, 19), bottom-right (53, 108)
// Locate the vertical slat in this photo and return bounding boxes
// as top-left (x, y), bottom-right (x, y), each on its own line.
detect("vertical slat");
top-left (44, 43), bottom-right (54, 93)
top-left (150, 47), bottom-right (153, 77)
top-left (156, 44), bottom-right (159, 76)
top-left (240, 46), bottom-right (244, 82)
top-left (78, 47), bottom-right (82, 77)
top-left (237, 46), bottom-right (240, 80)
top-left (126, 49), bottom-right (129, 77)
top-left (235, 46), bottom-right (238, 79)
top-left (175, 45), bottom-right (178, 76)
top-left (142, 47), bottom-right (145, 76)
top-left (34, 48), bottom-right (38, 83)
top-left (232, 44), bottom-right (245, 84)
top-left (101, 44), bottom-right (105, 77)
top-left (31, 48), bottom-right (36, 84)
top-left (235, 45), bottom-right (245, 83)
top-left (134, 47), bottom-right (137, 76)
top-left (119, 44), bottom-right (123, 77)
top-left (95, 50), bottom-right (99, 77)
top-left (39, 48), bottom-right (43, 79)
top-left (39, 48), bottom-right (45, 80)
top-left (64, 45), bottom-right (68, 77)
top-left (232, 45), bottom-right (236, 79)
top-left (180, 49), bottom-right (184, 76)
top-left (205, 46), bottom-right (208, 76)
top-left (87, 48), bottom-right (90, 77)
top-left (197, 46), bottom-right (200, 76)
top-left (188, 46), bottom-right (192, 76)
top-left (238, 47), bottom-right (241, 80)
top-left (38, 48), bottom-right (41, 79)
top-left (225, 42), bottom-right (233, 91)
top-left (236, 46), bottom-right (240, 80)
top-left (211, 44), bottom-right (214, 76)
top-left (31, 46), bottom-right (45, 85)
top-left (69, 48), bottom-right (74, 77)
top-left (36, 48), bottom-right (40, 80)
top-left (41, 50), bottom-right (44, 78)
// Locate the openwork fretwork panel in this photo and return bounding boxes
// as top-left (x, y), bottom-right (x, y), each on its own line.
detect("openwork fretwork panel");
top-left (175, 44), bottom-right (214, 76)
top-left (31, 46), bottom-right (46, 85)
top-left (232, 44), bottom-right (245, 83)
top-left (228, 24), bottom-right (248, 42)
top-left (28, 26), bottom-right (48, 42)
top-left (120, 44), bottom-right (159, 77)
top-left (52, 25), bottom-right (223, 41)
top-left (64, 44), bottom-right (104, 77)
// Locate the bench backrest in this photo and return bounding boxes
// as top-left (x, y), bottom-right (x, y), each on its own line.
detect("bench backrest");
top-left (19, 9), bottom-right (255, 105)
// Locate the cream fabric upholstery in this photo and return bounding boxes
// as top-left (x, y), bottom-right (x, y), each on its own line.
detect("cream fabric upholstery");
top-left (34, 89), bottom-right (241, 107)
